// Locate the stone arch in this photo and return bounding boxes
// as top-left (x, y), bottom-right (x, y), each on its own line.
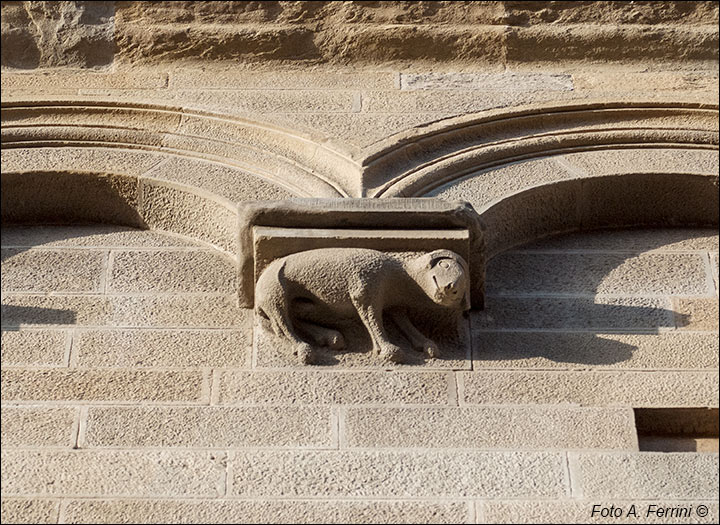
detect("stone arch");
top-left (361, 100), bottom-right (718, 198)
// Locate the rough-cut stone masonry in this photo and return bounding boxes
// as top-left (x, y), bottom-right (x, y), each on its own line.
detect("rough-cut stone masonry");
top-left (1, 1), bottom-right (718, 523)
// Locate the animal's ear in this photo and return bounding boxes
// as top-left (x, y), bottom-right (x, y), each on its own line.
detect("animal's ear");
top-left (427, 249), bottom-right (459, 268)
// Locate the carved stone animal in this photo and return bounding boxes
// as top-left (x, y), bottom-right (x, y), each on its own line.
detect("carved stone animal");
top-left (255, 248), bottom-right (470, 364)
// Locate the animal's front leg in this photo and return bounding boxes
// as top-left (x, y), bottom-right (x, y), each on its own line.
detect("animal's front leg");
top-left (389, 308), bottom-right (440, 358)
top-left (351, 294), bottom-right (404, 363)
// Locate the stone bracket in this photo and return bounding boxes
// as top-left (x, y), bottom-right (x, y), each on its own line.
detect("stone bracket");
top-left (237, 198), bottom-right (485, 309)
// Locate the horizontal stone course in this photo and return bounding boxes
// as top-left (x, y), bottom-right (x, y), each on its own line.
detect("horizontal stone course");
top-left (83, 406), bottom-right (334, 448)
top-left (1, 224), bottom-right (202, 248)
top-left (108, 249), bottom-right (237, 293)
top-left (1, 406), bottom-right (76, 447)
top-left (573, 453), bottom-right (719, 499)
top-left (486, 252), bottom-right (710, 296)
top-left (61, 499), bottom-right (469, 524)
top-left (230, 450), bottom-right (567, 498)
top-left (472, 296), bottom-right (673, 330)
top-left (74, 328), bottom-right (251, 368)
top-left (473, 331), bottom-right (719, 370)
top-left (1, 248), bottom-right (104, 293)
top-left (460, 371), bottom-right (719, 407)
top-left (344, 407), bottom-right (636, 450)
top-left (218, 371), bottom-right (452, 405)
top-left (400, 72), bottom-right (573, 91)
top-left (1, 369), bottom-right (208, 403)
top-left (1, 450), bottom-right (225, 497)
top-left (674, 298), bottom-right (720, 331)
top-left (1, 329), bottom-right (67, 366)
top-left (1, 294), bottom-right (245, 328)
top-left (0, 499), bottom-right (59, 525)
top-left (168, 70), bottom-right (397, 90)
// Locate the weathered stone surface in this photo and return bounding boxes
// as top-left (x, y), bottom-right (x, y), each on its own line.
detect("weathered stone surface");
top-left (1, 369), bottom-right (208, 403)
top-left (62, 499), bottom-right (469, 524)
top-left (0, 329), bottom-right (67, 366)
top-left (74, 328), bottom-right (251, 368)
top-left (482, 500), bottom-right (719, 524)
top-left (1, 406), bottom-right (76, 447)
top-left (1, 450), bottom-right (226, 497)
top-left (1, 172), bottom-right (142, 227)
top-left (473, 296), bottom-right (673, 330)
top-left (83, 406), bottom-right (333, 448)
top-left (218, 371), bottom-right (452, 405)
top-left (1, 294), bottom-right (245, 328)
top-left (1, 248), bottom-right (104, 293)
top-left (0, 500), bottom-right (58, 524)
top-left (230, 450), bottom-right (566, 498)
top-left (255, 247), bottom-right (470, 365)
top-left (518, 228), bottom-right (719, 252)
top-left (139, 181), bottom-right (238, 256)
top-left (344, 407), bottom-right (636, 450)
top-left (473, 332), bottom-right (719, 370)
top-left (1, 224), bottom-right (202, 248)
top-left (573, 453), bottom-right (719, 499)
top-left (460, 371), bottom-right (719, 407)
top-left (400, 72), bottom-right (573, 91)
top-left (674, 298), bottom-right (720, 330)
top-left (1, 1), bottom-right (115, 68)
top-left (108, 249), bottom-right (237, 293)
top-left (487, 252), bottom-right (709, 296)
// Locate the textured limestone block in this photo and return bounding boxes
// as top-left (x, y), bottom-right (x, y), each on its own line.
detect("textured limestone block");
top-left (473, 332), bottom-right (719, 370)
top-left (1, 294), bottom-right (245, 328)
top-left (460, 371), bottom-right (719, 407)
top-left (1, 369), bottom-right (208, 403)
top-left (1, 450), bottom-right (226, 497)
top-left (1, 330), bottom-right (67, 366)
top-left (1, 224), bottom-right (202, 249)
top-left (1, 406), bottom-right (76, 447)
top-left (0, 500), bottom-right (58, 525)
top-left (218, 371), bottom-right (453, 405)
top-left (108, 249), bottom-right (237, 293)
top-left (83, 406), bottom-right (333, 448)
top-left (518, 227), bottom-right (719, 252)
top-left (400, 72), bottom-right (573, 91)
top-left (344, 407), bottom-right (636, 450)
top-left (230, 450), bottom-right (566, 498)
top-left (62, 499), bottom-right (469, 524)
top-left (1, 248), bottom-right (104, 293)
top-left (140, 181), bottom-right (238, 256)
top-left (74, 328), bottom-right (251, 368)
top-left (473, 296), bottom-right (673, 330)
top-left (487, 252), bottom-right (710, 296)
top-left (573, 453), bottom-right (719, 499)
top-left (1, 172), bottom-right (142, 227)
top-left (674, 298), bottom-right (720, 330)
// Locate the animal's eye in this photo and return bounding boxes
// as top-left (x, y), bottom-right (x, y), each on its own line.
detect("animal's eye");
top-left (439, 260), bottom-right (450, 269)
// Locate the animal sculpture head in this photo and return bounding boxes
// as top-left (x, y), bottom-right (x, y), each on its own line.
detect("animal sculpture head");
top-left (414, 249), bottom-right (471, 311)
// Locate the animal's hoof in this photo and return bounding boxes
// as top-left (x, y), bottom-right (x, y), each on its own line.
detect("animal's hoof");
top-left (325, 332), bottom-right (345, 351)
top-left (295, 343), bottom-right (316, 365)
top-left (378, 345), bottom-right (404, 363)
top-left (423, 341), bottom-right (440, 359)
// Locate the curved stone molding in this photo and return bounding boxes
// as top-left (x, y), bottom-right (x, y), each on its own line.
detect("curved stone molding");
top-left (1, 170), bottom-right (240, 258)
top-left (429, 166), bottom-right (719, 258)
top-left (363, 101), bottom-right (718, 198)
top-left (1, 98), bottom-right (361, 198)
